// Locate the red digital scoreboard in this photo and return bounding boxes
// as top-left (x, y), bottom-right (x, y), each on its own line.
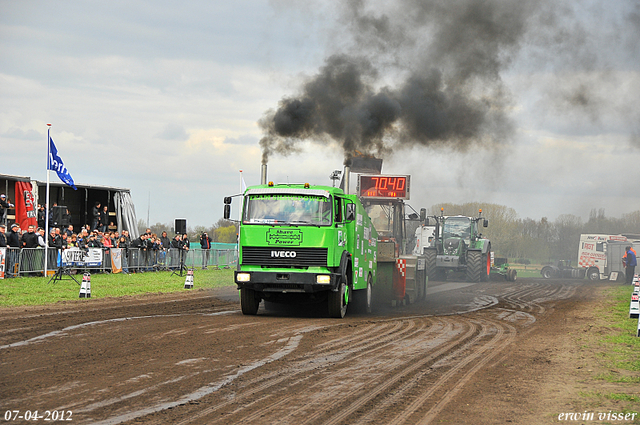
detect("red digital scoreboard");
top-left (358, 174), bottom-right (410, 200)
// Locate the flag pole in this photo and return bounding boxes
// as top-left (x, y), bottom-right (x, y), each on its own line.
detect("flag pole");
top-left (44, 123), bottom-right (52, 277)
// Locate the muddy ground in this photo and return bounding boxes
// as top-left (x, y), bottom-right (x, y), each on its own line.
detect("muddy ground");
top-left (1, 278), bottom-right (637, 424)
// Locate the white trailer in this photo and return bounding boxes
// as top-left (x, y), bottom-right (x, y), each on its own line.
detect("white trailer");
top-left (577, 234), bottom-right (632, 281)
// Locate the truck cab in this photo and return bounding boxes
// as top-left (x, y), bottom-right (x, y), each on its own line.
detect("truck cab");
top-left (226, 183), bottom-right (377, 318)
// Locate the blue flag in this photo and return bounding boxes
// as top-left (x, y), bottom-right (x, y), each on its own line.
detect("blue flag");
top-left (48, 137), bottom-right (77, 190)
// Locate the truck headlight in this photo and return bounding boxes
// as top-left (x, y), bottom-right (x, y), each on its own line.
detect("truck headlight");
top-left (237, 273), bottom-right (251, 282)
top-left (316, 275), bottom-right (331, 284)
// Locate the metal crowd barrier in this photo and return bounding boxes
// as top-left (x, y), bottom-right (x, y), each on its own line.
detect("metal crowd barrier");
top-left (2, 247), bottom-right (238, 277)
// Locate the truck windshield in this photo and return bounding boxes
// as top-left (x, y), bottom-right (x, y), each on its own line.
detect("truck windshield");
top-left (243, 194), bottom-right (332, 226)
top-left (367, 204), bottom-right (393, 236)
top-left (443, 217), bottom-right (471, 242)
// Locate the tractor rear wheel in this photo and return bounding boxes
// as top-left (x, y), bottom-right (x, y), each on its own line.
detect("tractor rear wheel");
top-left (466, 251), bottom-right (483, 282)
top-left (482, 252), bottom-right (491, 282)
top-left (425, 249), bottom-right (446, 281)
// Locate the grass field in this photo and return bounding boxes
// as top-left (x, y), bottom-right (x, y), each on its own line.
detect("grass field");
top-left (575, 284), bottom-right (640, 418)
top-left (0, 268), bottom-right (236, 307)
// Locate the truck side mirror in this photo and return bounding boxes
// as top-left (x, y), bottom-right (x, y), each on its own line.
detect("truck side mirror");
top-left (345, 203), bottom-right (356, 221)
top-left (420, 208), bottom-right (426, 222)
top-left (224, 204), bottom-right (231, 220)
top-left (224, 197), bottom-right (232, 205)
top-left (483, 219), bottom-right (488, 227)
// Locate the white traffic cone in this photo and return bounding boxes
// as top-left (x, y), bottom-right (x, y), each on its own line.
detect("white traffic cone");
top-left (79, 274), bottom-right (88, 298)
top-left (637, 315), bottom-right (640, 338)
top-left (184, 269), bottom-right (194, 289)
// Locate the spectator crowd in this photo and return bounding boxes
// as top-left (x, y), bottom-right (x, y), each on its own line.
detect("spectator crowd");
top-left (0, 199), bottom-right (193, 277)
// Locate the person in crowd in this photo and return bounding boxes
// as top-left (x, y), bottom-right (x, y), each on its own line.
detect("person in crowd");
top-left (37, 204), bottom-right (46, 229)
top-left (160, 231), bottom-right (171, 252)
top-left (100, 205), bottom-right (108, 233)
top-left (77, 228), bottom-right (89, 249)
top-left (6, 224), bottom-right (20, 277)
top-left (60, 232), bottom-right (68, 250)
top-left (22, 225), bottom-right (38, 249)
top-left (624, 245), bottom-right (637, 285)
top-left (49, 228), bottom-right (63, 249)
top-left (48, 202), bottom-right (58, 226)
top-left (130, 233), bottom-right (147, 272)
top-left (0, 195), bottom-right (14, 226)
top-left (200, 232), bottom-right (212, 269)
top-left (159, 230), bottom-right (170, 268)
top-left (21, 225), bottom-right (38, 275)
top-left (91, 202), bottom-right (101, 230)
top-left (67, 234), bottom-right (78, 248)
top-left (148, 235), bottom-right (161, 268)
top-left (7, 223), bottom-right (20, 247)
top-left (117, 235), bottom-right (130, 274)
top-left (0, 224), bottom-right (6, 247)
top-left (37, 228), bottom-right (47, 247)
top-left (102, 232), bottom-right (113, 248)
top-left (87, 233), bottom-right (101, 248)
top-left (47, 228), bottom-right (62, 270)
top-left (65, 224), bottom-right (74, 237)
top-left (170, 234), bottom-right (183, 269)
top-left (182, 233), bottom-right (190, 250)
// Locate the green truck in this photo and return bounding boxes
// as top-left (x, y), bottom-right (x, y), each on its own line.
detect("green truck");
top-left (224, 182), bottom-right (378, 318)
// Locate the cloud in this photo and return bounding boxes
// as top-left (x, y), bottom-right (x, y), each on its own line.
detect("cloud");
top-left (155, 124), bottom-right (189, 141)
top-left (2, 127), bottom-right (42, 141)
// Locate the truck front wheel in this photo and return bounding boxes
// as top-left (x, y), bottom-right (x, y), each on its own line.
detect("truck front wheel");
top-left (541, 267), bottom-right (553, 279)
top-left (587, 268), bottom-right (600, 281)
top-left (328, 279), bottom-right (348, 318)
top-left (240, 288), bottom-right (260, 315)
top-left (352, 274), bottom-right (373, 314)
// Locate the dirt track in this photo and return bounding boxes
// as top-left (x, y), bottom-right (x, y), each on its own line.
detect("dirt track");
top-left (0, 278), bottom-right (618, 424)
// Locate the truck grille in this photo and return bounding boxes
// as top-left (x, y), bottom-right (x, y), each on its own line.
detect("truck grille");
top-left (242, 247), bottom-right (328, 267)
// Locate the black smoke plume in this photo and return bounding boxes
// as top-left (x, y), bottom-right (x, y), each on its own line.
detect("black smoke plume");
top-left (259, 0), bottom-right (638, 162)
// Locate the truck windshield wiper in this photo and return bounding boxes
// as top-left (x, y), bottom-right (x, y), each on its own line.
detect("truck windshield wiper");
top-left (287, 220), bottom-right (321, 227)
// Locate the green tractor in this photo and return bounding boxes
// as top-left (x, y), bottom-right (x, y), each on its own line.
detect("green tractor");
top-left (423, 209), bottom-right (491, 282)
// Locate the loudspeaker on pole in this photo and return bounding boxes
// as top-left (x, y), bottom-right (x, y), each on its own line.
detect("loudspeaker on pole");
top-left (175, 218), bottom-right (187, 235)
top-left (184, 268), bottom-right (194, 289)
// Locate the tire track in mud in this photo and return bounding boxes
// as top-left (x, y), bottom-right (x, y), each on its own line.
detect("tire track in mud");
top-left (171, 318), bottom-right (446, 425)
top-left (499, 280), bottom-right (582, 314)
top-left (169, 281), bottom-right (571, 425)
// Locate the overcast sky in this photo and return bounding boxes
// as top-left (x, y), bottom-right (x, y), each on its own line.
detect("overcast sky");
top-left (1, 0), bottom-right (639, 228)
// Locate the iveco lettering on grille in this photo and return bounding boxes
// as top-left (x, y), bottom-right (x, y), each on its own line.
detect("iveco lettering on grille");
top-left (271, 250), bottom-right (297, 258)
